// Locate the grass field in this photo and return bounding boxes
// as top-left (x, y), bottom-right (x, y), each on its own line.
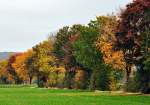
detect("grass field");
top-left (0, 87), bottom-right (149, 105)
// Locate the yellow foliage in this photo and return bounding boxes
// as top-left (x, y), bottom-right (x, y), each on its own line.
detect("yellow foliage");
top-left (96, 16), bottom-right (125, 70)
top-left (56, 66), bottom-right (66, 73)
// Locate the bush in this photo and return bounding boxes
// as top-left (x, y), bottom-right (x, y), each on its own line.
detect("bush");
top-left (124, 73), bottom-right (140, 92)
top-left (89, 65), bottom-right (120, 91)
top-left (74, 70), bottom-right (88, 89)
top-left (48, 72), bottom-right (58, 87)
top-left (56, 72), bottom-right (65, 88)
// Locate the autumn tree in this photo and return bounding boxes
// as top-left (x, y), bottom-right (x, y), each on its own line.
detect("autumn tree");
top-left (7, 53), bottom-right (23, 84)
top-left (95, 16), bottom-right (125, 90)
top-left (0, 60), bottom-right (10, 83)
top-left (116, 0), bottom-right (150, 93)
top-left (12, 50), bottom-right (33, 84)
top-left (96, 16), bottom-right (125, 70)
top-left (30, 38), bottom-right (57, 87)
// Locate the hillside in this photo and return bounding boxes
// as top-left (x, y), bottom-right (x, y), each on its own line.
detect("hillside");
top-left (0, 52), bottom-right (14, 60)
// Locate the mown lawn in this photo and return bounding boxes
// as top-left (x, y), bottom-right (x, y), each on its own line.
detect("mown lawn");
top-left (0, 87), bottom-right (149, 105)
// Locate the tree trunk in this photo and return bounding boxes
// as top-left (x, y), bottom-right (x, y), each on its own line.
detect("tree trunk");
top-left (140, 70), bottom-right (150, 94)
top-left (64, 68), bottom-right (76, 89)
top-left (29, 76), bottom-right (33, 85)
top-left (125, 65), bottom-right (131, 83)
top-left (135, 64), bottom-right (150, 94)
top-left (37, 74), bottom-right (40, 87)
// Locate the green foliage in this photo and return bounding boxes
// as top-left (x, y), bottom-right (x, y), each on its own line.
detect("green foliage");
top-left (141, 30), bottom-right (150, 56)
top-left (73, 23), bottom-right (112, 90)
top-left (144, 57), bottom-right (150, 72)
top-left (124, 78), bottom-right (140, 92)
top-left (89, 65), bottom-right (117, 91)
top-left (53, 25), bottom-right (83, 89)
top-left (53, 26), bottom-right (70, 59)
top-left (55, 72), bottom-right (65, 88)
top-left (73, 26), bottom-right (103, 71)
top-left (48, 72), bottom-right (58, 87)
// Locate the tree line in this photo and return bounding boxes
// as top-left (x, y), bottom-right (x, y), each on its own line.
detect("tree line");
top-left (0, 0), bottom-right (150, 93)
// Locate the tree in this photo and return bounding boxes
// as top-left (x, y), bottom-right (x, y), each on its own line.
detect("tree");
top-left (0, 60), bottom-right (9, 83)
top-left (115, 0), bottom-right (150, 93)
top-left (53, 25), bottom-right (82, 89)
top-left (72, 24), bottom-right (105, 90)
top-left (12, 50), bottom-right (33, 84)
top-left (96, 16), bottom-right (125, 70)
top-left (95, 16), bottom-right (125, 90)
top-left (31, 39), bottom-right (57, 87)
top-left (7, 53), bottom-right (23, 84)
top-left (53, 26), bottom-right (70, 60)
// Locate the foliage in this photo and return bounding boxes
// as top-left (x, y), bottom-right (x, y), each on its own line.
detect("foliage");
top-left (74, 69), bottom-right (88, 89)
top-left (73, 24), bottom-right (107, 90)
top-left (28, 38), bottom-right (57, 87)
top-left (96, 16), bottom-right (125, 70)
top-left (12, 50), bottom-right (33, 83)
top-left (3, 1), bottom-right (150, 92)
top-left (53, 25), bottom-right (82, 88)
top-left (73, 26), bottom-right (103, 71)
top-left (115, 0), bottom-right (150, 93)
top-left (0, 60), bottom-right (10, 83)
top-left (7, 53), bottom-right (23, 84)
top-left (53, 26), bottom-right (70, 60)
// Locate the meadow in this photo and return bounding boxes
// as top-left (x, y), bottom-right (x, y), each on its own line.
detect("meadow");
top-left (0, 86), bottom-right (149, 105)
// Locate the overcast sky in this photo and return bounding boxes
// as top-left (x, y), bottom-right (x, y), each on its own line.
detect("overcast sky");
top-left (0, 0), bottom-right (132, 52)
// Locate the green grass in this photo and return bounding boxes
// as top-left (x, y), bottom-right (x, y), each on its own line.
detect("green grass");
top-left (0, 84), bottom-right (37, 88)
top-left (0, 87), bottom-right (149, 105)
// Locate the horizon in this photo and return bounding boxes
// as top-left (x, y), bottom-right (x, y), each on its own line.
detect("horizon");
top-left (0, 0), bottom-right (132, 52)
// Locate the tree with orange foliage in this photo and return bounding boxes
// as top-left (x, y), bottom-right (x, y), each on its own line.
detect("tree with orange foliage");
top-left (96, 16), bottom-right (125, 70)
top-left (12, 50), bottom-right (33, 84)
top-left (0, 60), bottom-right (9, 83)
top-left (7, 53), bottom-right (23, 84)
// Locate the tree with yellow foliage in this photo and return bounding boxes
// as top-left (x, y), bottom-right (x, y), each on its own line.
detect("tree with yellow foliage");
top-left (96, 16), bottom-right (125, 70)
top-left (30, 37), bottom-right (57, 87)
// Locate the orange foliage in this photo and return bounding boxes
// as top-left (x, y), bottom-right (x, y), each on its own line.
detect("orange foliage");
top-left (12, 50), bottom-right (33, 81)
top-left (96, 16), bottom-right (125, 70)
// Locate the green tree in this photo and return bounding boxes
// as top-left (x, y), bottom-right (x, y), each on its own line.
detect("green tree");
top-left (73, 24), bottom-right (105, 90)
top-left (53, 25), bottom-right (82, 89)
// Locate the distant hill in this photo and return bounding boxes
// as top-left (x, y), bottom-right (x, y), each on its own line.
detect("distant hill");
top-left (0, 52), bottom-right (15, 61)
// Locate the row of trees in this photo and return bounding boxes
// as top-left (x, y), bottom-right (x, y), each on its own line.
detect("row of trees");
top-left (0, 0), bottom-right (149, 93)
top-left (0, 16), bottom-right (124, 90)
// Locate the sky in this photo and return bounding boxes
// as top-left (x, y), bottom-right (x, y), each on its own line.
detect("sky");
top-left (0, 0), bottom-right (132, 52)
